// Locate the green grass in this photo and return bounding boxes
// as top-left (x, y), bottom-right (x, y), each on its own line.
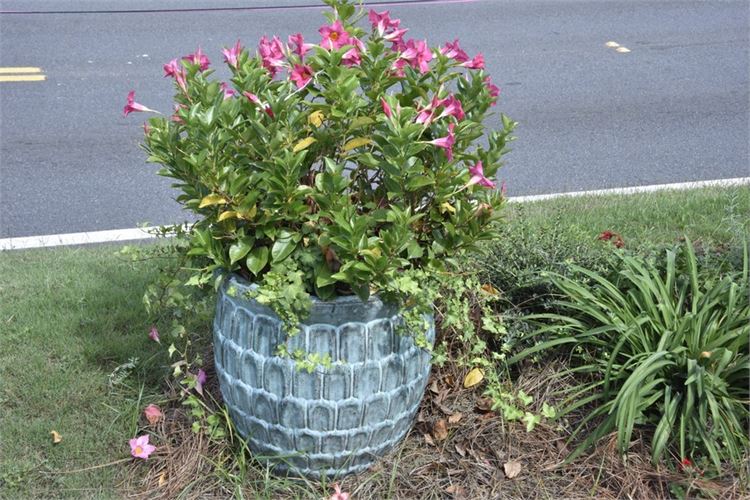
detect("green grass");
top-left (0, 186), bottom-right (747, 498)
top-left (484, 186), bottom-right (750, 305)
top-left (0, 246), bottom-right (165, 498)
top-left (506, 185), bottom-right (748, 249)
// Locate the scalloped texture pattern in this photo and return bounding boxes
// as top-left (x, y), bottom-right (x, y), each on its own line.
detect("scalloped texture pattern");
top-left (213, 276), bottom-right (434, 479)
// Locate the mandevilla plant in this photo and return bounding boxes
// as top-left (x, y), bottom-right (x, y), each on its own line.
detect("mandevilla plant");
top-left (124, 1), bottom-right (554, 459)
top-left (127, 0), bottom-right (515, 329)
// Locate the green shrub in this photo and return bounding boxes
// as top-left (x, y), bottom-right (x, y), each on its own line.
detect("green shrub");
top-left (509, 240), bottom-right (750, 471)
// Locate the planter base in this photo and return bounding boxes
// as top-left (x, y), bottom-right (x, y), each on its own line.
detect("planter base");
top-left (213, 276), bottom-right (434, 478)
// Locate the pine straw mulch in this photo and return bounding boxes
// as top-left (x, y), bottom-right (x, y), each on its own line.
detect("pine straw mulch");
top-left (122, 358), bottom-right (747, 499)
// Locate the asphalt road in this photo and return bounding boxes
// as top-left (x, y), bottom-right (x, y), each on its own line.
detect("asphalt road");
top-left (1, 0), bottom-right (748, 238)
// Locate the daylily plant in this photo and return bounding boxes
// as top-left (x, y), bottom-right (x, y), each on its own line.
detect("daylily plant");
top-left (130, 0), bottom-right (516, 313)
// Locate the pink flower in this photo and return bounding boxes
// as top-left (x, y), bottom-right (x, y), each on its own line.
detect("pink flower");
top-left (428, 122), bottom-right (455, 160)
top-left (288, 33), bottom-right (313, 58)
top-left (163, 58), bottom-right (180, 77)
top-left (143, 404), bottom-right (163, 425)
top-left (381, 98), bottom-right (392, 118)
top-left (183, 46), bottom-right (210, 71)
top-left (437, 95), bottom-right (465, 121)
top-left (341, 39), bottom-right (364, 67)
top-left (368, 9), bottom-right (400, 36)
top-left (163, 58), bottom-right (188, 93)
top-left (462, 53), bottom-right (485, 70)
top-left (400, 39), bottom-right (433, 73)
top-left (384, 28), bottom-right (409, 51)
top-left (467, 161), bottom-right (496, 189)
top-left (258, 35), bottom-right (286, 76)
top-left (222, 40), bottom-right (243, 69)
top-left (196, 368), bottom-right (207, 395)
top-left (148, 325), bottom-right (160, 343)
top-left (415, 95), bottom-right (441, 126)
top-left (220, 82), bottom-right (236, 99)
top-left (244, 91), bottom-right (275, 118)
top-left (123, 91), bottom-right (158, 117)
top-left (129, 434), bottom-right (156, 460)
top-left (484, 76), bottom-right (500, 105)
top-left (440, 39), bottom-right (469, 63)
top-left (319, 20), bottom-right (351, 50)
top-left (329, 483), bottom-right (350, 500)
top-left (290, 64), bottom-right (313, 88)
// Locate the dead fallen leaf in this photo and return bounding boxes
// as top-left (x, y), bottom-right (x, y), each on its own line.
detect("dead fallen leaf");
top-left (437, 403), bottom-right (453, 416)
top-left (416, 410), bottom-right (426, 423)
top-left (433, 419), bottom-right (449, 441)
top-left (455, 442), bottom-right (467, 457)
top-left (424, 433), bottom-right (436, 447)
top-left (463, 368), bottom-right (484, 388)
top-left (443, 375), bottom-right (455, 387)
top-left (429, 380), bottom-right (440, 394)
top-left (50, 430), bottom-right (62, 444)
top-left (476, 397), bottom-right (493, 412)
top-left (445, 484), bottom-right (467, 497)
top-left (448, 412), bottom-right (463, 424)
top-left (158, 472), bottom-right (167, 487)
top-left (481, 283), bottom-right (499, 295)
top-left (504, 460), bottom-right (522, 479)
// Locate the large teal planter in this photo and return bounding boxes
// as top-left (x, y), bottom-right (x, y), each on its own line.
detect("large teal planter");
top-left (213, 275), bottom-right (435, 478)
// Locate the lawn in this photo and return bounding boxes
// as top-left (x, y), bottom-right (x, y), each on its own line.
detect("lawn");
top-left (1, 186), bottom-right (747, 498)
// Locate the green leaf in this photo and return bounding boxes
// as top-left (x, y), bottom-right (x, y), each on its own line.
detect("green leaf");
top-left (271, 235), bottom-right (297, 263)
top-left (541, 403), bottom-right (557, 419)
top-left (229, 239), bottom-right (252, 264)
top-left (246, 247), bottom-right (269, 276)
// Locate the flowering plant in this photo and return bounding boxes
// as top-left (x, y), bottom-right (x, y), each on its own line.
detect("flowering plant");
top-left (130, 0), bottom-right (515, 335)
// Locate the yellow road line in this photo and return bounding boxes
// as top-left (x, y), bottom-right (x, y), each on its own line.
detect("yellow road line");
top-left (0, 75), bottom-right (47, 82)
top-left (0, 67), bottom-right (42, 74)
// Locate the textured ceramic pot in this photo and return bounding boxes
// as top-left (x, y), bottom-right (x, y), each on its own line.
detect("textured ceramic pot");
top-left (213, 274), bottom-right (435, 478)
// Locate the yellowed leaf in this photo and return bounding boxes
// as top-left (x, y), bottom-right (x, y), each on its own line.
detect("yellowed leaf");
top-left (342, 137), bottom-right (372, 152)
top-left (198, 193), bottom-right (227, 208)
top-left (448, 412), bottom-right (463, 425)
top-left (433, 419), bottom-right (449, 441)
top-left (503, 460), bottom-right (522, 479)
top-left (349, 116), bottom-right (374, 130)
top-left (308, 110), bottom-right (324, 128)
top-left (158, 472), bottom-right (167, 487)
top-left (481, 283), bottom-right (499, 295)
top-left (50, 430), bottom-right (62, 444)
top-left (440, 202), bottom-right (456, 214)
top-left (700, 351), bottom-right (712, 359)
top-left (293, 136), bottom-right (317, 153)
top-left (463, 368), bottom-right (484, 389)
top-left (218, 210), bottom-right (238, 222)
top-left (238, 205), bottom-right (257, 220)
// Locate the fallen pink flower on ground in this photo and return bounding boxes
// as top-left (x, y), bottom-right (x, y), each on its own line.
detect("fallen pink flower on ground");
top-left (143, 404), bottom-right (163, 425)
top-left (148, 325), bottom-right (160, 343)
top-left (329, 483), bottom-right (350, 500)
top-left (129, 434), bottom-right (156, 459)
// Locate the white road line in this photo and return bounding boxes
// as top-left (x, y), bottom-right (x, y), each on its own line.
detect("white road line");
top-left (0, 227), bottom-right (159, 250)
top-left (1, 177), bottom-right (748, 251)
top-left (506, 177), bottom-right (750, 203)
